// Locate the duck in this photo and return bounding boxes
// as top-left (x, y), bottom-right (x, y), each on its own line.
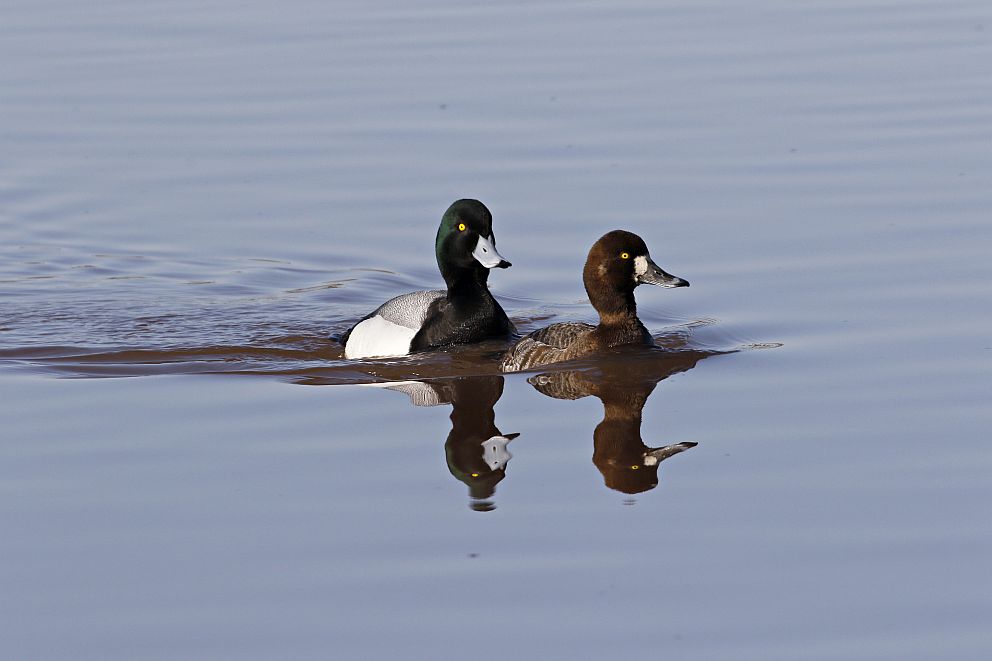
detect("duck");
top-left (499, 229), bottom-right (688, 372)
top-left (528, 357), bottom-right (708, 494)
top-left (364, 375), bottom-right (519, 511)
top-left (343, 199), bottom-right (513, 359)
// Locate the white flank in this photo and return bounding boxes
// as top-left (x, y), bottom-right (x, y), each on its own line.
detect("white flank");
top-left (344, 315), bottom-right (417, 359)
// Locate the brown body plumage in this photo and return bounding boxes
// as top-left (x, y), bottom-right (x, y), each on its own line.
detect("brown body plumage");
top-left (500, 230), bottom-right (689, 372)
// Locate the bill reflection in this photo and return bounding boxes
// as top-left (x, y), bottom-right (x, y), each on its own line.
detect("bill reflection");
top-left (528, 349), bottom-right (712, 497)
top-left (375, 376), bottom-right (517, 512)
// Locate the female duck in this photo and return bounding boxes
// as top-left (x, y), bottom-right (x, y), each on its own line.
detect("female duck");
top-left (499, 230), bottom-right (688, 372)
top-left (343, 199), bottom-right (513, 359)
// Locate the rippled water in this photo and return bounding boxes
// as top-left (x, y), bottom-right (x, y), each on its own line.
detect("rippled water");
top-left (2, 1), bottom-right (991, 659)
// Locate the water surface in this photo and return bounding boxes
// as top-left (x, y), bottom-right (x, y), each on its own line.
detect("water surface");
top-left (2, 1), bottom-right (991, 659)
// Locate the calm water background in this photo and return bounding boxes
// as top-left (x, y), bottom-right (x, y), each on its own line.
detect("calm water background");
top-left (2, 0), bottom-right (991, 659)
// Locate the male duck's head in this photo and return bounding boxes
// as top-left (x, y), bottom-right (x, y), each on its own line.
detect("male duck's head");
top-left (435, 199), bottom-right (511, 278)
top-left (584, 229), bottom-right (689, 296)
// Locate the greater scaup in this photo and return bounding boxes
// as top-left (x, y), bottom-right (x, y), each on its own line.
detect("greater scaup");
top-left (528, 356), bottom-right (706, 494)
top-left (499, 229), bottom-right (688, 372)
top-left (343, 199), bottom-right (513, 359)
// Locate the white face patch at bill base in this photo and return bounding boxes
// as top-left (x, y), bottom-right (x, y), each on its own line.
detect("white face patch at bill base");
top-left (634, 255), bottom-right (649, 280)
top-left (472, 234), bottom-right (507, 268)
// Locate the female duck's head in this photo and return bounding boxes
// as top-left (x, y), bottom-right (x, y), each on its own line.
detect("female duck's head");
top-left (582, 229), bottom-right (688, 316)
top-left (435, 199), bottom-right (511, 281)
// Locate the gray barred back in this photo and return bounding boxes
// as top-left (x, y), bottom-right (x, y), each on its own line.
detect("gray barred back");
top-left (372, 290), bottom-right (446, 329)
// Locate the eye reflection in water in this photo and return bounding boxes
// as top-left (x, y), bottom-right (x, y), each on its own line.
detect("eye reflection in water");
top-left (528, 348), bottom-right (714, 496)
top-left (372, 375), bottom-right (517, 512)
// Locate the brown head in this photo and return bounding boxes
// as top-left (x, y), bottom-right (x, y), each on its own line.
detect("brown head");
top-left (581, 230), bottom-right (689, 321)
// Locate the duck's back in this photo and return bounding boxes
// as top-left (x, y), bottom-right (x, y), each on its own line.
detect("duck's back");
top-left (499, 322), bottom-right (595, 372)
top-left (372, 290), bottom-right (446, 326)
top-left (344, 289), bottom-right (445, 358)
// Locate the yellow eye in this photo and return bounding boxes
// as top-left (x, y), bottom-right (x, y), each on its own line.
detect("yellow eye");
top-left (620, 252), bottom-right (630, 259)
top-left (630, 465), bottom-right (640, 470)
top-left (458, 223), bottom-right (467, 231)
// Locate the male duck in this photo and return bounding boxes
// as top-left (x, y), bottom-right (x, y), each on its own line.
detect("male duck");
top-left (343, 199), bottom-right (513, 359)
top-left (499, 230), bottom-right (688, 372)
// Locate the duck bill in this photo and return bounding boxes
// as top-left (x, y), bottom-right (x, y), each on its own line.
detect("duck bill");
top-left (472, 234), bottom-right (512, 269)
top-left (636, 255), bottom-right (689, 288)
top-left (641, 441), bottom-right (698, 466)
top-left (481, 432), bottom-right (520, 471)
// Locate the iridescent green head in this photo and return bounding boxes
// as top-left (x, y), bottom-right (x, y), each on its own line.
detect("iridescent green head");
top-left (435, 199), bottom-right (511, 279)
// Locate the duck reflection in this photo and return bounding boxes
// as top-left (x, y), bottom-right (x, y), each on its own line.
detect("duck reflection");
top-left (528, 349), bottom-right (711, 496)
top-left (376, 376), bottom-right (517, 511)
